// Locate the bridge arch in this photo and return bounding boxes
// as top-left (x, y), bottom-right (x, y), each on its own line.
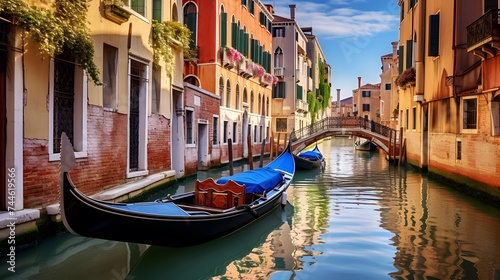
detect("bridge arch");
top-left (289, 117), bottom-right (402, 160)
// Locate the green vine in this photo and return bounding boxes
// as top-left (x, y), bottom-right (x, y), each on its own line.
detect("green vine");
top-left (307, 91), bottom-right (319, 122)
top-left (0, 0), bottom-right (101, 84)
top-left (318, 59), bottom-right (331, 110)
top-left (151, 20), bottom-right (193, 76)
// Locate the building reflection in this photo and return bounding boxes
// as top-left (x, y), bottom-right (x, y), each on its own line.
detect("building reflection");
top-left (381, 170), bottom-right (500, 279)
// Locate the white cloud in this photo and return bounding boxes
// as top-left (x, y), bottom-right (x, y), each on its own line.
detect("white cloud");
top-left (270, 1), bottom-right (398, 40)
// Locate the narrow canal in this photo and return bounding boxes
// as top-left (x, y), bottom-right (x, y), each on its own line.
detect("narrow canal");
top-left (1, 137), bottom-right (500, 279)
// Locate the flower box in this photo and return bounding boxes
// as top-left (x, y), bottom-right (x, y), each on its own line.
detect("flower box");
top-left (396, 68), bottom-right (416, 90)
top-left (104, 2), bottom-right (131, 25)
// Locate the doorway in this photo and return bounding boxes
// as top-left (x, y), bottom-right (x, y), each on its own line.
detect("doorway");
top-left (197, 122), bottom-right (209, 170)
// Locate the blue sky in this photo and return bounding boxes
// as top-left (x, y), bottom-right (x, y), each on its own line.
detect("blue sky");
top-left (266, 0), bottom-right (400, 100)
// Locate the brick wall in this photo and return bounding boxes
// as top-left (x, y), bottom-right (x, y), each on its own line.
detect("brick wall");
top-left (148, 114), bottom-right (171, 173)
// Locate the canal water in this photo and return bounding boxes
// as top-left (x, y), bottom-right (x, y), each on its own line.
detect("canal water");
top-left (1, 137), bottom-right (500, 279)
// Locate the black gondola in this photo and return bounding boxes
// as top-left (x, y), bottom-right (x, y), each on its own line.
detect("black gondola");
top-left (59, 133), bottom-right (295, 247)
top-left (293, 144), bottom-right (325, 170)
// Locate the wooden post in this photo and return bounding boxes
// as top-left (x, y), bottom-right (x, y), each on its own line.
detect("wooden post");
top-left (259, 139), bottom-right (266, 168)
top-left (389, 129), bottom-right (393, 162)
top-left (276, 133), bottom-right (281, 158)
top-left (283, 134), bottom-right (288, 150)
top-left (228, 138), bottom-right (234, 175)
top-left (247, 136), bottom-right (253, 170)
top-left (398, 128), bottom-right (403, 166)
top-left (269, 133), bottom-right (274, 160)
top-left (393, 129), bottom-right (397, 163)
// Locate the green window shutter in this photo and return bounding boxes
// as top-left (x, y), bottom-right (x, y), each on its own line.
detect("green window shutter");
top-left (221, 12), bottom-right (227, 47)
top-left (250, 0), bottom-right (254, 14)
top-left (231, 22), bottom-right (238, 47)
top-left (398, 46), bottom-right (404, 74)
top-left (187, 13), bottom-right (197, 48)
top-left (244, 33), bottom-right (249, 57)
top-left (250, 39), bottom-right (256, 60)
top-left (428, 14), bottom-right (440, 57)
top-left (238, 29), bottom-right (244, 52)
top-left (406, 40), bottom-right (413, 68)
top-left (296, 85), bottom-right (303, 100)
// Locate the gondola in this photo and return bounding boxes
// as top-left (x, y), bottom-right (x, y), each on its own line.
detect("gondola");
top-left (59, 133), bottom-right (295, 247)
top-left (354, 139), bottom-right (377, 151)
top-left (293, 144), bottom-right (325, 170)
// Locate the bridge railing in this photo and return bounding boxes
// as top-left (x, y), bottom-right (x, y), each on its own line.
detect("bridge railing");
top-left (290, 117), bottom-right (396, 142)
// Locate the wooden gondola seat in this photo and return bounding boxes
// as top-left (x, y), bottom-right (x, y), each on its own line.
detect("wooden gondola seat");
top-left (194, 178), bottom-right (246, 209)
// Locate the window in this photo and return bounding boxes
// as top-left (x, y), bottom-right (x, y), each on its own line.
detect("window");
top-left (276, 118), bottom-right (287, 132)
top-left (219, 77), bottom-right (224, 106)
top-left (184, 3), bottom-right (197, 50)
top-left (259, 125), bottom-right (263, 142)
top-left (273, 27), bottom-right (285, 37)
top-left (406, 40), bottom-right (414, 68)
top-left (429, 14), bottom-right (440, 57)
top-left (126, 0), bottom-right (146, 17)
top-left (250, 91), bottom-right (254, 113)
top-left (274, 47), bottom-right (283, 68)
top-left (103, 44), bottom-right (118, 110)
top-left (385, 83), bottom-right (391, 90)
top-left (405, 109), bottom-right (409, 130)
top-left (151, 65), bottom-right (161, 114)
top-left (254, 125), bottom-right (257, 143)
top-left (362, 104), bottom-right (370, 111)
top-left (235, 84), bottom-right (240, 110)
top-left (220, 8), bottom-right (227, 47)
top-left (362, 90), bottom-right (371, 97)
top-left (213, 116), bottom-right (219, 145)
top-left (456, 140), bottom-right (462, 160)
top-left (492, 94), bottom-right (500, 136)
top-left (398, 45), bottom-right (404, 73)
top-left (463, 97), bottom-right (477, 130)
top-left (186, 109), bottom-right (193, 144)
top-left (273, 82), bottom-right (285, 98)
top-left (49, 49), bottom-right (87, 160)
top-left (223, 120), bottom-right (228, 143)
top-left (400, 2), bottom-right (405, 22)
top-left (258, 93), bottom-right (262, 115)
top-left (152, 0), bottom-right (162, 21)
top-left (412, 107), bottom-right (416, 129)
top-left (233, 122), bottom-right (238, 143)
top-left (226, 80), bottom-right (231, 108)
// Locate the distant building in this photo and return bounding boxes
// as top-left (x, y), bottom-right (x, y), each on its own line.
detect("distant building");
top-left (331, 90), bottom-right (353, 117)
top-left (379, 42), bottom-right (400, 129)
top-left (352, 77), bottom-right (381, 121)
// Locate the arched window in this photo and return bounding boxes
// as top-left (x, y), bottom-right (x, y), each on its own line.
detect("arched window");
top-left (226, 80), bottom-right (231, 108)
top-left (250, 91), bottom-right (254, 113)
top-left (274, 47), bottom-right (283, 68)
top-left (172, 3), bottom-right (178, 21)
top-left (183, 3), bottom-right (197, 50)
top-left (220, 6), bottom-right (227, 47)
top-left (266, 97), bottom-right (269, 116)
top-left (219, 77), bottom-right (224, 106)
top-left (258, 93), bottom-right (262, 115)
top-left (243, 88), bottom-right (248, 104)
top-left (235, 84), bottom-right (240, 110)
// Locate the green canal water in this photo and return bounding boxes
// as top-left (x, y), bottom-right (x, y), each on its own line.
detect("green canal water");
top-left (1, 137), bottom-right (500, 279)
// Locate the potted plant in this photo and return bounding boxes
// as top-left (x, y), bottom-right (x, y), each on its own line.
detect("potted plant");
top-left (103, 0), bottom-right (131, 24)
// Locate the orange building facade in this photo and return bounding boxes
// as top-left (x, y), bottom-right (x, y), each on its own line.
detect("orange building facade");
top-left (182, 0), bottom-right (274, 163)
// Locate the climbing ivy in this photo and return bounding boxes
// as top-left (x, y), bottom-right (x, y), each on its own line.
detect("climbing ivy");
top-left (0, 0), bottom-right (101, 84)
top-left (318, 59), bottom-right (331, 111)
top-left (151, 20), bottom-right (193, 76)
top-left (307, 91), bottom-right (319, 122)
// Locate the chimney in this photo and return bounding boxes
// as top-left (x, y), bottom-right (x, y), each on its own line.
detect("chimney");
top-left (336, 89), bottom-right (341, 113)
top-left (357, 77), bottom-right (361, 89)
top-left (392, 41), bottom-right (398, 60)
top-left (290, 4), bottom-right (296, 20)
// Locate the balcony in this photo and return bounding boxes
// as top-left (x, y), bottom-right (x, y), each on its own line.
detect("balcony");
top-left (222, 48), bottom-right (234, 69)
top-left (274, 67), bottom-right (284, 77)
top-left (466, 9), bottom-right (500, 59)
top-left (295, 99), bottom-right (308, 113)
top-left (103, 1), bottom-right (132, 25)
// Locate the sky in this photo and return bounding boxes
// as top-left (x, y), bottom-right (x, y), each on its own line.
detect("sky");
top-left (265, 0), bottom-right (400, 100)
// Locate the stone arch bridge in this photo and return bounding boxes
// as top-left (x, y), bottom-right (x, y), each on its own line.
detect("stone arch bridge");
top-left (287, 117), bottom-right (403, 161)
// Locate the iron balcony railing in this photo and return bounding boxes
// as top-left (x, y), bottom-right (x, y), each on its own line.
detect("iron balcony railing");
top-left (290, 117), bottom-right (394, 142)
top-left (466, 9), bottom-right (500, 51)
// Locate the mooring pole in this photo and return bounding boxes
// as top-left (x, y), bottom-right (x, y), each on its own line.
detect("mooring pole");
top-left (247, 136), bottom-right (253, 170)
top-left (259, 139), bottom-right (266, 168)
top-left (228, 138), bottom-right (234, 175)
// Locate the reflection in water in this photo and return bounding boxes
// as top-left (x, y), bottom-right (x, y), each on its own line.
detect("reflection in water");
top-left (126, 206), bottom-right (294, 280)
top-left (2, 137), bottom-right (500, 279)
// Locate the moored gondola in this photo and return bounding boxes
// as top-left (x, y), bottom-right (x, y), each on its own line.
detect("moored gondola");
top-left (293, 144), bottom-right (325, 170)
top-left (59, 133), bottom-right (294, 247)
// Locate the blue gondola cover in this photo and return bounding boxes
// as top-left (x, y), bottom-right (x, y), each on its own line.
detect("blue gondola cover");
top-left (216, 166), bottom-right (283, 193)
